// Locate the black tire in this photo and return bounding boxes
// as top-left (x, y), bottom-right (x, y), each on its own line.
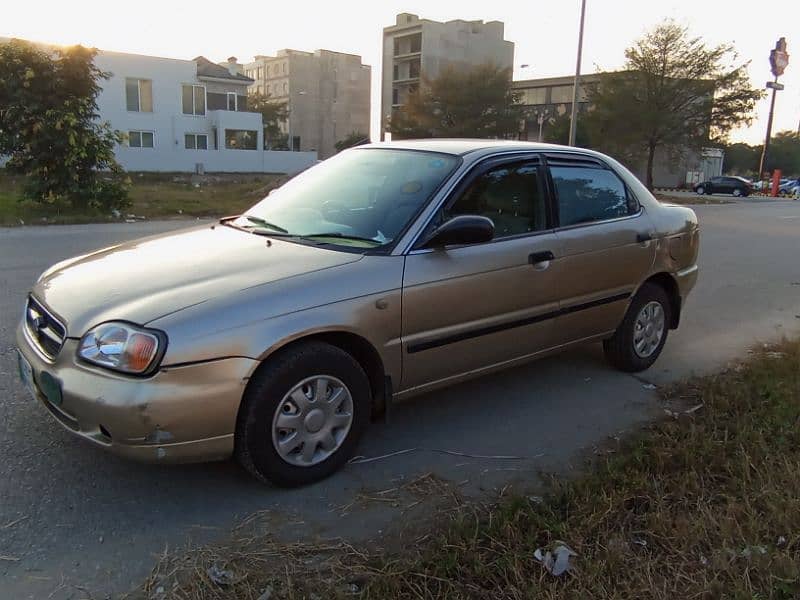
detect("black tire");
top-left (235, 341), bottom-right (371, 487)
top-left (695, 186), bottom-right (704, 195)
top-left (603, 283), bottom-right (671, 373)
top-left (733, 188), bottom-right (742, 197)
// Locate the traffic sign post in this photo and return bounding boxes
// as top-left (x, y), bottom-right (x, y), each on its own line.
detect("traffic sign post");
top-left (759, 38), bottom-right (789, 177)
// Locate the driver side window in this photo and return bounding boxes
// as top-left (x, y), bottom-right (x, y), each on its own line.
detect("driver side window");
top-left (441, 161), bottom-right (547, 238)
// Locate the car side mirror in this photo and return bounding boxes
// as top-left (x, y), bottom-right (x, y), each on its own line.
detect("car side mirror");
top-left (422, 215), bottom-right (494, 248)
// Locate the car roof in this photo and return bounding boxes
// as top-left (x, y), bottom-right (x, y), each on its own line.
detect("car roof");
top-left (360, 139), bottom-right (600, 157)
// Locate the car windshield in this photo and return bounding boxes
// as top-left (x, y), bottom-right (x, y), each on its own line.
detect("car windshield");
top-left (233, 149), bottom-right (460, 248)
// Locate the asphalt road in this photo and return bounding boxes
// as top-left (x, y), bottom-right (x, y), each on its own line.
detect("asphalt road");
top-left (2, 200), bottom-right (799, 599)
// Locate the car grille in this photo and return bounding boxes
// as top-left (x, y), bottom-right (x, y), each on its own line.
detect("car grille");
top-left (25, 296), bottom-right (67, 360)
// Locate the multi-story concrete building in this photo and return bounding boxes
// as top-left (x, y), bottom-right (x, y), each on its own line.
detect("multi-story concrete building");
top-left (244, 49), bottom-right (371, 159)
top-left (0, 38), bottom-right (319, 174)
top-left (513, 73), bottom-right (723, 187)
top-left (381, 13), bottom-right (515, 138)
top-left (513, 74), bottom-right (599, 142)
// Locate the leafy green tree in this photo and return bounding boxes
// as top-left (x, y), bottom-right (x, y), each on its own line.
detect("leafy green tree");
top-left (722, 142), bottom-right (761, 176)
top-left (0, 39), bottom-right (129, 210)
top-left (584, 21), bottom-right (763, 189)
top-left (335, 131), bottom-right (370, 153)
top-left (248, 91), bottom-right (289, 149)
top-left (766, 131), bottom-right (800, 176)
top-left (542, 112), bottom-right (593, 147)
top-left (390, 64), bottom-right (523, 140)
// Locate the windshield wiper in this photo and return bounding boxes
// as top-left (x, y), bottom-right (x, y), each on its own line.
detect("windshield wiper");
top-left (300, 232), bottom-right (384, 245)
top-left (242, 215), bottom-right (289, 233)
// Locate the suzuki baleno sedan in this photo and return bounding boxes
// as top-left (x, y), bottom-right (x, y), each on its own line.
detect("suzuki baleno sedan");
top-left (17, 141), bottom-right (699, 486)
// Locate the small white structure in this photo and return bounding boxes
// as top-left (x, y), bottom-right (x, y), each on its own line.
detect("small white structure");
top-left (93, 50), bottom-right (317, 174)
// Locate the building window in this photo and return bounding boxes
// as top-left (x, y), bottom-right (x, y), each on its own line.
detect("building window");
top-left (521, 88), bottom-right (547, 106)
top-left (227, 92), bottom-right (238, 111)
top-left (392, 87), bottom-right (399, 105)
top-left (182, 84), bottom-right (206, 115)
top-left (282, 62), bottom-right (287, 75)
top-left (128, 130), bottom-right (154, 148)
top-left (184, 133), bottom-right (208, 150)
top-left (125, 78), bottom-right (153, 112)
top-left (225, 129), bottom-right (258, 150)
top-left (266, 65), bottom-right (271, 78)
top-left (393, 64), bottom-right (399, 81)
top-left (282, 82), bottom-right (287, 95)
top-left (394, 33), bottom-right (422, 56)
top-left (257, 67), bottom-right (263, 80)
top-left (550, 85), bottom-right (573, 104)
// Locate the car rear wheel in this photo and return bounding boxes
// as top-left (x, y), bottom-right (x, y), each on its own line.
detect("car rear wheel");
top-left (733, 188), bottom-right (742, 197)
top-left (235, 341), bottom-right (371, 486)
top-left (603, 283), bottom-right (671, 372)
top-left (695, 186), bottom-right (705, 195)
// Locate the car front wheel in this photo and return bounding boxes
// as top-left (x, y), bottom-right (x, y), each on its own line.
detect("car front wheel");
top-left (695, 186), bottom-right (705, 195)
top-left (733, 188), bottom-right (742, 197)
top-left (603, 283), bottom-right (671, 372)
top-left (235, 341), bottom-right (371, 486)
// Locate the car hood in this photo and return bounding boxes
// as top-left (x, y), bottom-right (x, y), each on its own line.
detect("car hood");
top-left (32, 224), bottom-right (363, 337)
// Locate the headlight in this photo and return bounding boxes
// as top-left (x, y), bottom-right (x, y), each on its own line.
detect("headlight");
top-left (77, 322), bottom-right (166, 374)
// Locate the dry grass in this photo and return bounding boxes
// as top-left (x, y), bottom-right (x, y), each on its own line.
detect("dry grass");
top-left (134, 340), bottom-right (800, 599)
top-left (655, 192), bottom-right (734, 205)
top-left (0, 170), bottom-right (286, 226)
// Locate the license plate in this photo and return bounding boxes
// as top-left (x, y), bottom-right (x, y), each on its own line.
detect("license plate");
top-left (17, 350), bottom-right (37, 401)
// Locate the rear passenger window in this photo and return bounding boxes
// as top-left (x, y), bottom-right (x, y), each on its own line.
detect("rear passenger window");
top-left (551, 166), bottom-right (631, 227)
top-left (443, 162), bottom-right (547, 237)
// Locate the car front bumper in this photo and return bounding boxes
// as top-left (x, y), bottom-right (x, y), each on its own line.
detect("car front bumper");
top-left (16, 322), bottom-right (257, 464)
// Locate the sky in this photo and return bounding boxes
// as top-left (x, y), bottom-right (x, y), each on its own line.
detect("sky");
top-left (3, 0), bottom-right (799, 144)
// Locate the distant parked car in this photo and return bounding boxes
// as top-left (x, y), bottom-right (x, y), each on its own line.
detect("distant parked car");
top-left (754, 178), bottom-right (790, 192)
top-left (693, 176), bottom-right (752, 197)
top-left (778, 178), bottom-right (800, 197)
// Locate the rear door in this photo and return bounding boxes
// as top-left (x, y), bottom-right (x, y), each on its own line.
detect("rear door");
top-left (710, 176), bottom-right (727, 194)
top-left (546, 153), bottom-right (656, 345)
top-left (400, 155), bottom-right (563, 392)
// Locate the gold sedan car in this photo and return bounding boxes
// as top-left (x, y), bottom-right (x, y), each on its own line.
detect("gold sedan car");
top-left (16, 141), bottom-right (699, 486)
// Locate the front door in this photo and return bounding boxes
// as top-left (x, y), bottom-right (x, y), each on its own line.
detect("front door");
top-left (546, 153), bottom-right (656, 345)
top-left (400, 156), bottom-right (563, 393)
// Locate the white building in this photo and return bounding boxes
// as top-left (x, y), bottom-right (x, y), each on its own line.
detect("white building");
top-left (381, 13), bottom-right (515, 138)
top-left (94, 50), bottom-right (317, 174)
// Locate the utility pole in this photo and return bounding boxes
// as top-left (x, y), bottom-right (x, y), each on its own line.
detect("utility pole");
top-left (568, 0), bottom-right (587, 146)
top-left (758, 37), bottom-right (789, 177)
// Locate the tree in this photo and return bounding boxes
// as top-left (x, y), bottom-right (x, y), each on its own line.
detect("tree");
top-left (0, 39), bottom-right (129, 210)
top-left (766, 131), bottom-right (800, 176)
top-left (390, 63), bottom-right (523, 140)
top-left (542, 112), bottom-right (593, 147)
top-left (335, 131), bottom-right (370, 153)
top-left (584, 21), bottom-right (762, 189)
top-left (722, 142), bottom-right (761, 176)
top-left (248, 91), bottom-right (289, 149)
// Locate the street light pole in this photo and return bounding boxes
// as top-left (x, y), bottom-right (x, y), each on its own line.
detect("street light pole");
top-left (758, 37), bottom-right (789, 177)
top-left (568, 0), bottom-right (587, 146)
top-left (758, 77), bottom-right (779, 177)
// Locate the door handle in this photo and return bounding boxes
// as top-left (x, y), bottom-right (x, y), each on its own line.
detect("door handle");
top-left (529, 250), bottom-right (555, 265)
top-left (636, 233), bottom-right (652, 243)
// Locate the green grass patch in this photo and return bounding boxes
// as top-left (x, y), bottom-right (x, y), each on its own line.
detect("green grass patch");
top-left (137, 341), bottom-right (800, 599)
top-left (0, 170), bottom-right (286, 226)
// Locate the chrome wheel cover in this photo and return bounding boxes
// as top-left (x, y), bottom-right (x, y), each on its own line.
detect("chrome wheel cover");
top-left (633, 301), bottom-right (666, 358)
top-left (271, 375), bottom-right (354, 467)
